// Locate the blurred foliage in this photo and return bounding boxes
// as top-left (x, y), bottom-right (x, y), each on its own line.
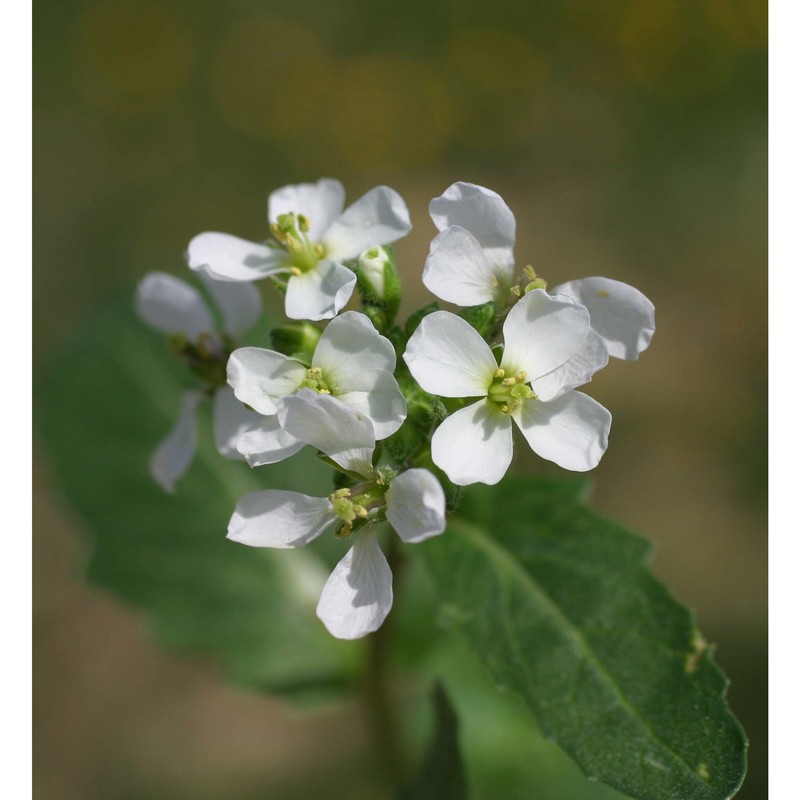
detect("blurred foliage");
top-left (34, 0), bottom-right (766, 798)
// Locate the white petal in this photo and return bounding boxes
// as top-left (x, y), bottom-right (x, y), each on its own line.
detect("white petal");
top-left (404, 311), bottom-right (496, 398)
top-left (228, 490), bottom-right (336, 548)
top-left (431, 399), bottom-right (513, 486)
top-left (268, 178), bottom-right (345, 241)
top-left (512, 391), bottom-right (611, 472)
top-left (284, 260), bottom-right (356, 321)
top-left (277, 390), bottom-right (375, 477)
top-left (236, 415), bottom-right (305, 467)
top-left (212, 386), bottom-right (262, 459)
top-left (149, 390), bottom-right (203, 493)
top-left (227, 347), bottom-right (306, 415)
top-left (187, 232), bottom-right (286, 282)
top-left (198, 271), bottom-right (262, 337)
top-left (322, 186), bottom-right (412, 261)
top-left (428, 182), bottom-right (516, 269)
top-left (501, 289), bottom-right (590, 380)
top-left (385, 469), bottom-right (446, 543)
top-left (552, 277), bottom-right (655, 360)
top-left (423, 226), bottom-right (511, 306)
top-left (313, 311), bottom-right (396, 377)
top-left (336, 372), bottom-right (407, 440)
top-left (530, 329), bottom-right (609, 401)
top-left (135, 272), bottom-right (215, 341)
top-left (316, 532), bottom-right (393, 639)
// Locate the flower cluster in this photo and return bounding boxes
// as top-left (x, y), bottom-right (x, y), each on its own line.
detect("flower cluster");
top-left (136, 179), bottom-right (654, 638)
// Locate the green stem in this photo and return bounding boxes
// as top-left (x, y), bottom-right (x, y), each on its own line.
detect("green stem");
top-left (362, 534), bottom-right (405, 787)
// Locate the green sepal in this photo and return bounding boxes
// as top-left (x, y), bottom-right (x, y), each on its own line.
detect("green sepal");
top-left (270, 322), bottom-right (322, 359)
top-left (405, 302), bottom-right (440, 339)
top-left (459, 301), bottom-right (496, 338)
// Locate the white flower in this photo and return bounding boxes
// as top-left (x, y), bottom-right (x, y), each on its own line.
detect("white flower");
top-left (403, 289), bottom-right (612, 485)
top-left (135, 271), bottom-right (262, 492)
top-left (228, 391), bottom-right (446, 639)
top-left (423, 181), bottom-right (655, 389)
top-left (228, 311), bottom-right (406, 466)
top-left (187, 178), bottom-right (412, 322)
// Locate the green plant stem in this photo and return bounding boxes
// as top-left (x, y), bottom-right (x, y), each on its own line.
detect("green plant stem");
top-left (362, 534), bottom-right (405, 787)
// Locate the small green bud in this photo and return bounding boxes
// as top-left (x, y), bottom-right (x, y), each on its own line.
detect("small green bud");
top-left (270, 322), bottom-right (321, 359)
top-left (355, 245), bottom-right (402, 331)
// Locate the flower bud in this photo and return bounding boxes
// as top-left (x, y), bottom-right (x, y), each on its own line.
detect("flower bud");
top-left (270, 322), bottom-right (321, 359)
top-left (355, 245), bottom-right (401, 331)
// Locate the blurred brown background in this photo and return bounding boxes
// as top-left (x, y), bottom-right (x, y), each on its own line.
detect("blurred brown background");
top-left (35, 0), bottom-right (766, 797)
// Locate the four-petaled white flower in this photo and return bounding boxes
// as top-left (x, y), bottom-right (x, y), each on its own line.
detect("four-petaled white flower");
top-left (228, 311), bottom-right (407, 466)
top-left (187, 179), bottom-right (412, 322)
top-left (135, 271), bottom-right (262, 492)
top-left (228, 391), bottom-right (446, 639)
top-left (404, 289), bottom-right (612, 485)
top-left (423, 181), bottom-right (655, 394)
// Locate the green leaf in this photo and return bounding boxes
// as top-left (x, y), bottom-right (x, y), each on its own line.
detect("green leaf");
top-left (420, 477), bottom-right (747, 800)
top-left (397, 682), bottom-right (469, 800)
top-left (37, 302), bottom-right (356, 698)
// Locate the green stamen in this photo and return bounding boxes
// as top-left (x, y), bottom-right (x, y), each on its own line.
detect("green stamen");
top-left (487, 368), bottom-right (536, 413)
top-left (270, 210), bottom-right (327, 274)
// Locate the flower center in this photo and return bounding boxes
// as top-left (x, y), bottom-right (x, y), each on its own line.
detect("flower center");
top-left (487, 367), bottom-right (536, 413)
top-left (328, 483), bottom-right (389, 537)
top-left (270, 212), bottom-right (326, 274)
top-left (298, 366), bottom-right (333, 395)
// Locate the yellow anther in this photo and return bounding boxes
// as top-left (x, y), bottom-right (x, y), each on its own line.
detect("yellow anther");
top-left (494, 368), bottom-right (505, 379)
top-left (285, 234), bottom-right (302, 253)
top-left (297, 214), bottom-right (310, 233)
top-left (355, 506), bottom-right (369, 519)
top-left (501, 377), bottom-right (516, 386)
top-left (332, 488), bottom-right (351, 499)
top-left (319, 388), bottom-right (331, 395)
top-left (289, 266), bottom-right (302, 276)
top-left (500, 404), bottom-right (510, 413)
top-left (490, 274), bottom-right (499, 288)
top-left (510, 285), bottom-right (521, 297)
top-left (523, 265), bottom-right (537, 281)
top-left (314, 242), bottom-right (325, 257)
top-left (270, 222), bottom-right (287, 242)
top-left (515, 370), bottom-right (527, 382)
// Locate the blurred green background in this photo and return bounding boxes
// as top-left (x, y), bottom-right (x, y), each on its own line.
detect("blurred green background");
top-left (34, 0), bottom-right (766, 798)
